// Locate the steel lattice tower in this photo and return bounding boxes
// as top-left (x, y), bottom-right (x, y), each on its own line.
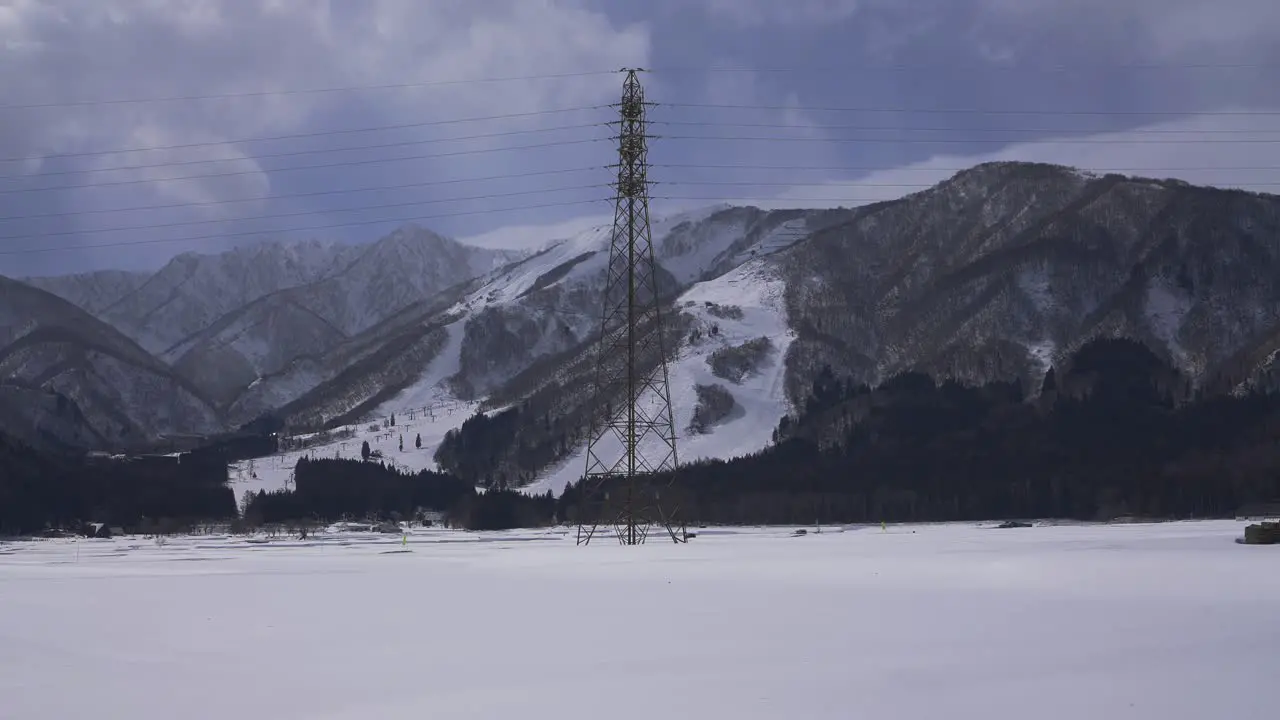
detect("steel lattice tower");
top-left (575, 69), bottom-right (686, 546)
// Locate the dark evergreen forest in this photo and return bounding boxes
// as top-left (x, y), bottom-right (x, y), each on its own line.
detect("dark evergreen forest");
top-left (241, 456), bottom-right (555, 531)
top-left (0, 444), bottom-right (236, 535)
top-left (4, 338), bottom-right (1279, 536)
top-left (560, 339), bottom-right (1280, 525)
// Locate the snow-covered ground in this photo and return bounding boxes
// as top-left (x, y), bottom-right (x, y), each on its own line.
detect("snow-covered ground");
top-left (228, 397), bottom-right (480, 499)
top-left (1, 520), bottom-right (1275, 719)
top-left (228, 320), bottom-right (480, 498)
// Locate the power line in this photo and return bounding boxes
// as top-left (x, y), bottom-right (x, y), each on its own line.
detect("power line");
top-left (653, 162), bottom-right (1280, 173)
top-left (649, 62), bottom-right (1280, 74)
top-left (0, 184), bottom-right (609, 241)
top-left (0, 137), bottom-right (610, 195)
top-left (0, 198), bottom-right (613, 256)
top-left (2, 123), bottom-right (609, 180)
top-left (640, 195), bottom-right (960, 205)
top-left (656, 179), bottom-right (1280, 189)
top-left (10, 129), bottom-right (1278, 195)
top-left (656, 134), bottom-right (1280, 145)
top-left (9, 173), bottom-right (1279, 255)
top-left (7, 105), bottom-right (1269, 174)
top-left (0, 71), bottom-right (621, 110)
top-left (0, 167), bottom-right (604, 222)
top-left (652, 119), bottom-right (1280, 136)
top-left (0, 106), bottom-right (611, 164)
top-left (8, 160), bottom-right (1278, 225)
top-left (662, 102), bottom-right (1280, 118)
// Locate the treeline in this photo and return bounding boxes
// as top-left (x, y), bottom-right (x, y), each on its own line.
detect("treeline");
top-left (433, 406), bottom-right (584, 489)
top-left (0, 441), bottom-right (236, 536)
top-left (559, 339), bottom-right (1280, 525)
top-left (435, 312), bottom-right (695, 490)
top-left (8, 337), bottom-right (1280, 535)
top-left (243, 457), bottom-right (555, 531)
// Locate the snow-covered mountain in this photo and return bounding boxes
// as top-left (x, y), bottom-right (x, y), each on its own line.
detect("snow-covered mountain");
top-left (423, 162), bottom-right (1280, 492)
top-left (284, 224), bottom-right (521, 337)
top-left (166, 294), bottom-right (348, 409)
top-left (228, 207), bottom-right (812, 433)
top-left (775, 162), bottom-right (1280, 399)
top-left (27, 227), bottom-right (525, 416)
top-left (12, 161), bottom-right (1280, 484)
top-left (21, 238), bottom-right (363, 358)
top-left (167, 226), bottom-right (520, 411)
top-left (22, 269), bottom-right (150, 315)
top-left (0, 276), bottom-right (220, 450)
top-left (441, 204), bottom-right (820, 399)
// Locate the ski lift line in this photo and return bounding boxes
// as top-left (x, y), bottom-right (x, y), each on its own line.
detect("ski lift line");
top-left (0, 197), bottom-right (613, 256)
top-left (0, 183), bottom-right (611, 241)
top-left (0, 71), bottom-right (622, 110)
top-left (0, 138), bottom-right (611, 196)
top-left (0, 124), bottom-right (613, 180)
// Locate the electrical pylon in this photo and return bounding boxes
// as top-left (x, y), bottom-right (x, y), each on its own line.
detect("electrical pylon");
top-left (575, 68), bottom-right (686, 547)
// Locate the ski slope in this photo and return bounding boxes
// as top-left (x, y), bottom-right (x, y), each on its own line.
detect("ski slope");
top-left (229, 207), bottom-right (810, 499)
top-left (228, 318), bottom-right (479, 498)
top-left (526, 257), bottom-right (794, 495)
top-left (228, 397), bottom-right (479, 499)
top-left (2, 520), bottom-right (1275, 720)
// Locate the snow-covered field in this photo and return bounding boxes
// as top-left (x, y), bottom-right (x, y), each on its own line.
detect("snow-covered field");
top-left (3, 520), bottom-right (1276, 719)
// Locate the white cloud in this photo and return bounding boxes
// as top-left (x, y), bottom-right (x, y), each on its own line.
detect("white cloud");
top-left (458, 211), bottom-right (614, 251)
top-left (0, 0), bottom-right (650, 273)
top-left (743, 108), bottom-right (1280, 209)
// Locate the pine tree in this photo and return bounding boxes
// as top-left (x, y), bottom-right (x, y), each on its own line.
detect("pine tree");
top-left (361, 440), bottom-right (371, 461)
top-left (415, 433), bottom-right (422, 449)
top-left (399, 435), bottom-right (404, 452)
top-left (390, 412), bottom-right (396, 427)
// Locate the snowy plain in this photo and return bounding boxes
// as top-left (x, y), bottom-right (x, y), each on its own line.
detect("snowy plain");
top-left (2, 520), bottom-right (1277, 720)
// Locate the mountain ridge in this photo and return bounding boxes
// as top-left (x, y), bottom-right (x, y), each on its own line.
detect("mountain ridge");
top-left (0, 275), bottom-right (222, 450)
top-left (9, 163), bottom-right (1280, 482)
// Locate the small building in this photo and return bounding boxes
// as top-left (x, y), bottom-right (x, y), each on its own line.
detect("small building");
top-left (1242, 522), bottom-right (1279, 545)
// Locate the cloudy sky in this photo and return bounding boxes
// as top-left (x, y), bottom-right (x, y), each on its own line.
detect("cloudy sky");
top-left (1, 0), bottom-right (1278, 276)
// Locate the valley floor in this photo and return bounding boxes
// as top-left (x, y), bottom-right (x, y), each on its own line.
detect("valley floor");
top-left (1, 520), bottom-right (1276, 719)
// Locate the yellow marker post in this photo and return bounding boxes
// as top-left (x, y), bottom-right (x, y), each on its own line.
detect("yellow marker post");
top-left (881, 520), bottom-right (886, 533)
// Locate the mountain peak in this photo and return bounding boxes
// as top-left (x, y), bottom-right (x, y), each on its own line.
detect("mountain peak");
top-left (949, 160), bottom-right (1095, 185)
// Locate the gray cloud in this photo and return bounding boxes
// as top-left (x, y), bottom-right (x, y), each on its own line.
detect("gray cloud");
top-left (1, 0), bottom-right (1278, 276)
top-left (0, 0), bottom-right (648, 274)
top-left (695, 0), bottom-right (862, 27)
